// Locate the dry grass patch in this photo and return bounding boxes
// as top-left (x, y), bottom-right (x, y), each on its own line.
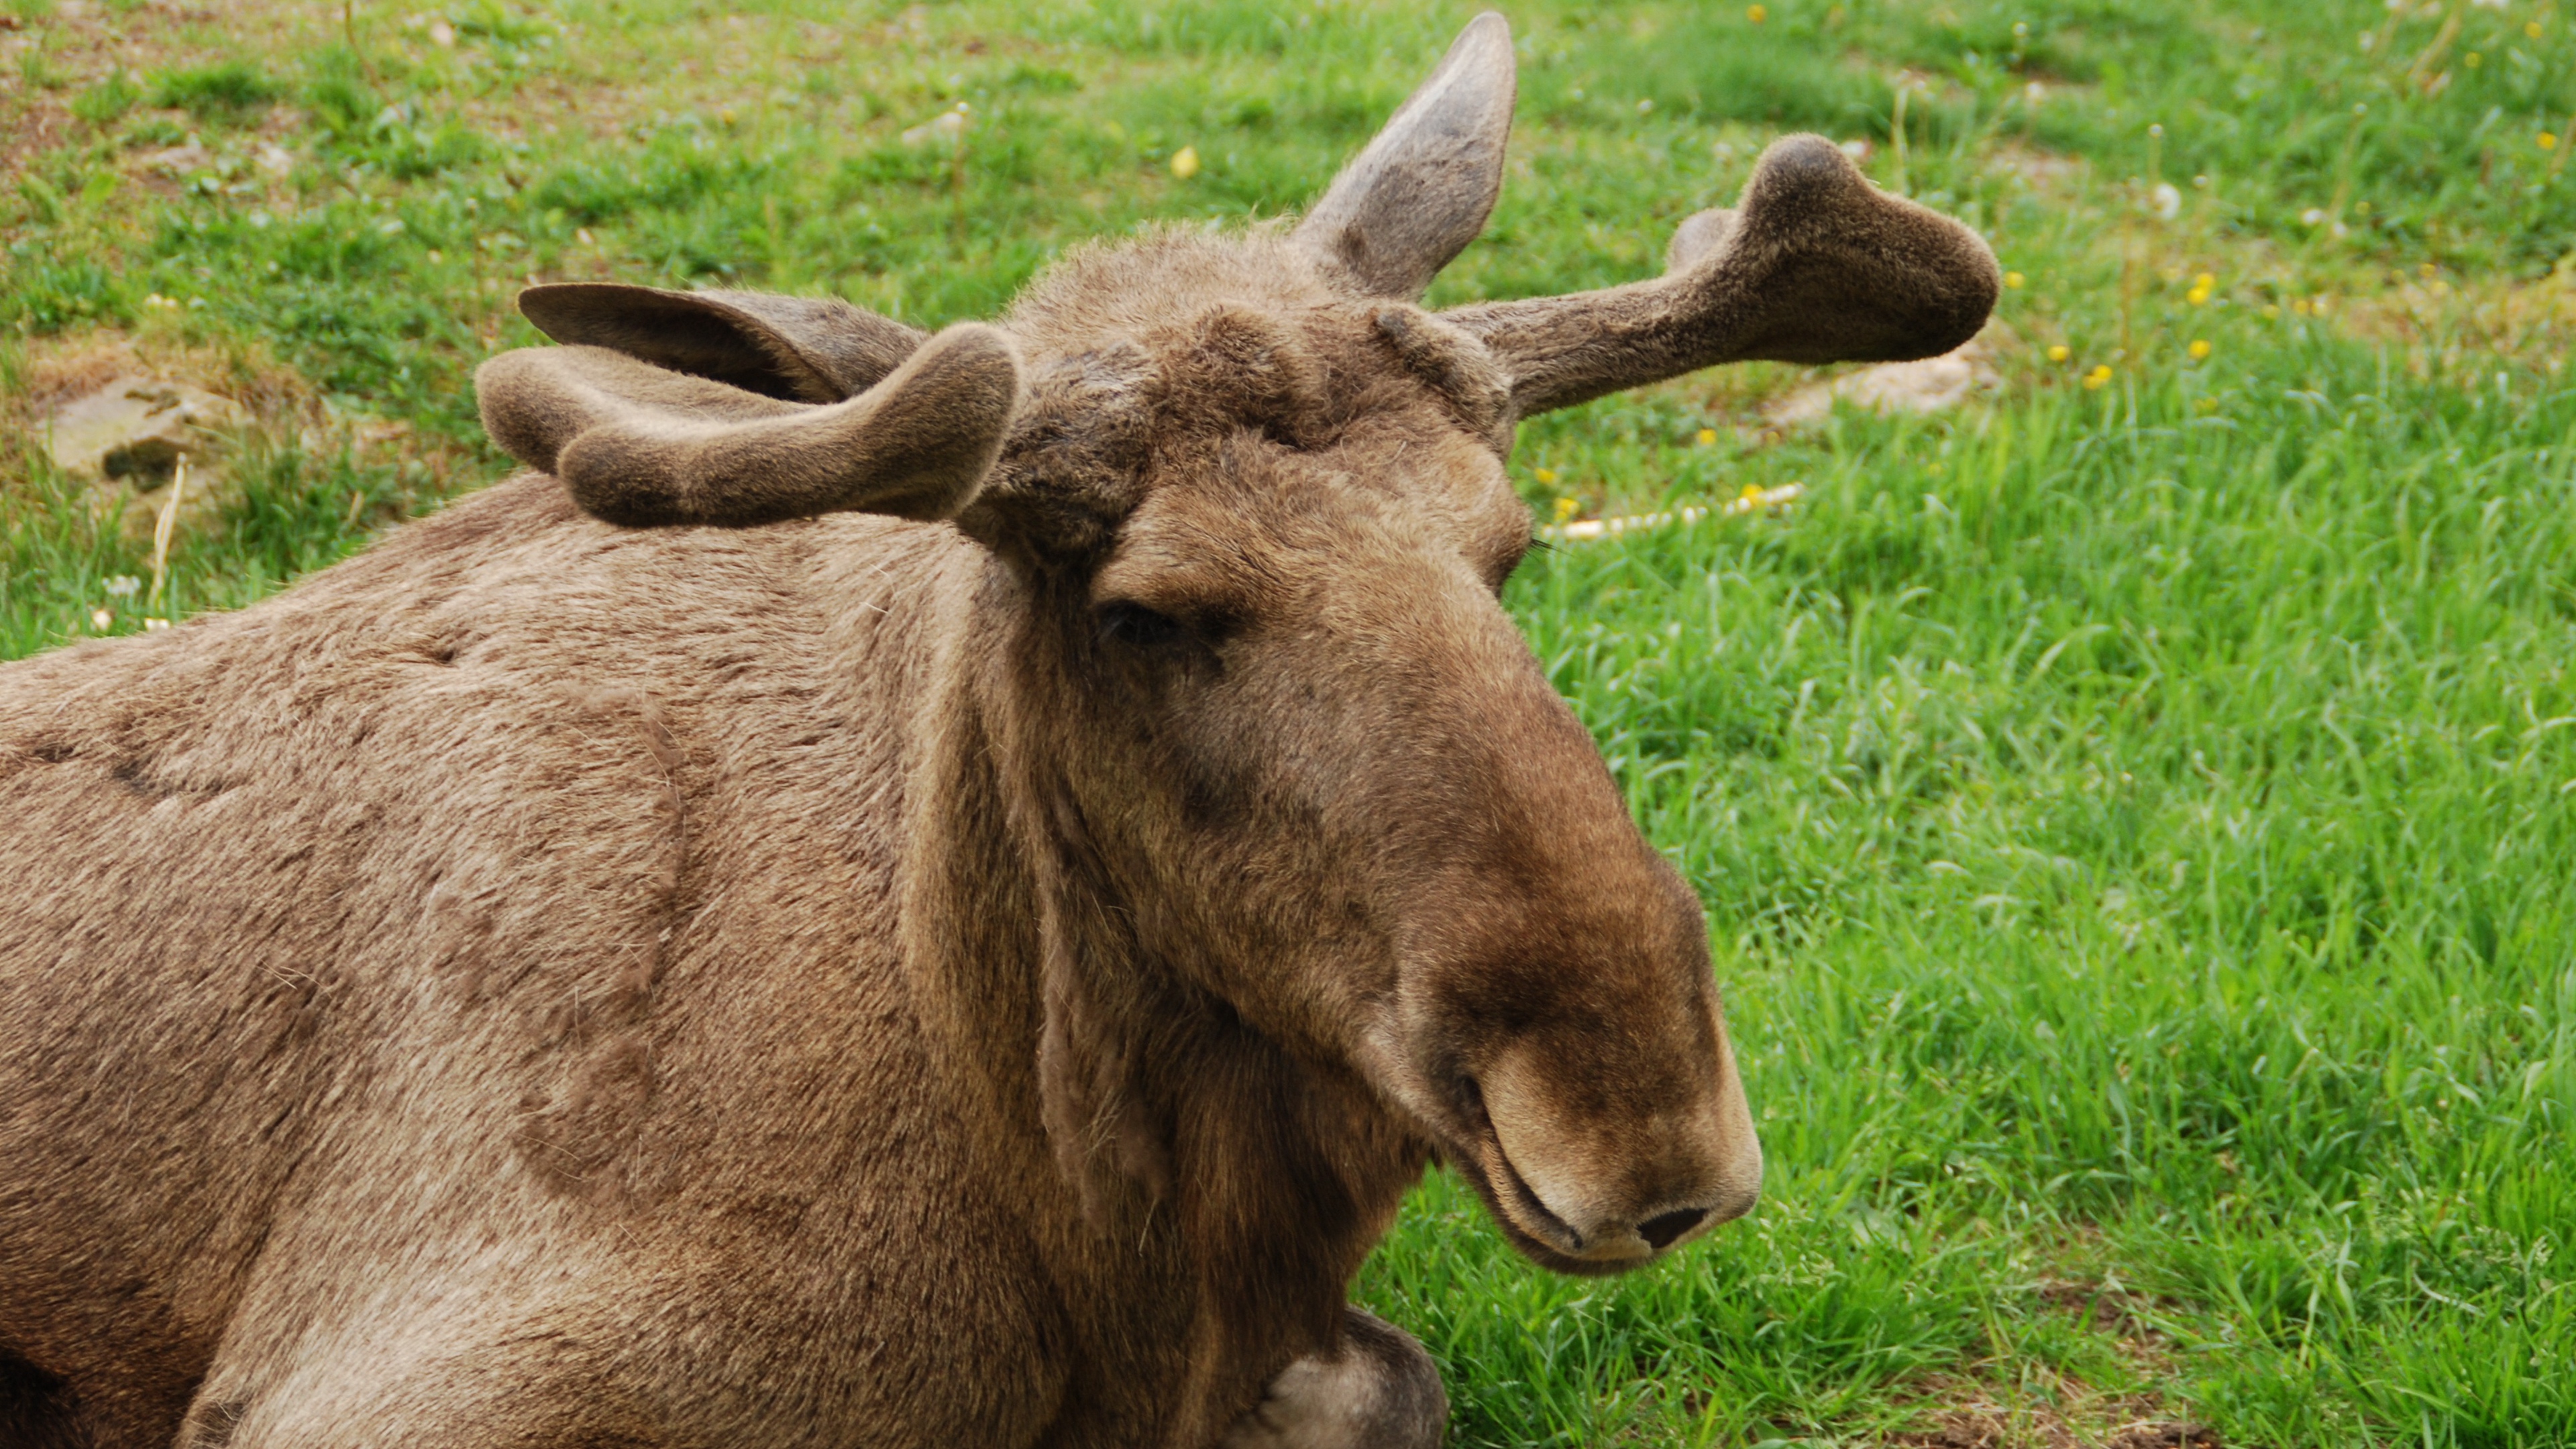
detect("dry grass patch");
top-left (2337, 264), bottom-right (2576, 379)
top-left (0, 0), bottom-right (341, 181)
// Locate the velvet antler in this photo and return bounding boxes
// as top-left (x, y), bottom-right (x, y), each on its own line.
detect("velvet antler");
top-left (1442, 136), bottom-right (2000, 417)
top-left (476, 323), bottom-right (1021, 528)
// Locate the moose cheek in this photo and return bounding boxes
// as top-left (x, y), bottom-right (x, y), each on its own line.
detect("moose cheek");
top-left (1176, 755), bottom-right (1254, 833)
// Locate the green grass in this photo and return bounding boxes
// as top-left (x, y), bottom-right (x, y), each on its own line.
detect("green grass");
top-left (4, 0), bottom-right (2573, 1444)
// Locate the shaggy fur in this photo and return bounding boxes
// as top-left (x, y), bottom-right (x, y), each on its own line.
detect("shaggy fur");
top-left (0, 14), bottom-right (1995, 1447)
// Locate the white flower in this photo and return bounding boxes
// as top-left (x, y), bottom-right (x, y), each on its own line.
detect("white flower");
top-left (104, 576), bottom-right (140, 598)
top-left (2151, 182), bottom-right (2181, 220)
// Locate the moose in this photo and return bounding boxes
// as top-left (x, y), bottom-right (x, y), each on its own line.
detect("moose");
top-left (0, 13), bottom-right (1994, 1447)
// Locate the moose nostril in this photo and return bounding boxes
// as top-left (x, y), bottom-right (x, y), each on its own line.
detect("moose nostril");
top-left (1637, 1207), bottom-right (1709, 1251)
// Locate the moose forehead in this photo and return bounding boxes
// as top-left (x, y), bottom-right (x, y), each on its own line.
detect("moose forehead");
top-left (1097, 423), bottom-right (1531, 623)
top-left (1008, 231), bottom-right (1529, 590)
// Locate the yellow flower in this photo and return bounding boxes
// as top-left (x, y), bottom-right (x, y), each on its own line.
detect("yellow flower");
top-left (2004, 270), bottom-right (2025, 289)
top-left (1740, 483), bottom-right (1765, 502)
top-left (1536, 467), bottom-right (1558, 485)
top-left (1746, 4), bottom-right (1767, 21)
top-left (2045, 343), bottom-right (2071, 363)
top-left (1696, 427), bottom-right (1718, 445)
top-left (2263, 304), bottom-right (2281, 319)
top-left (1552, 496), bottom-right (1579, 523)
top-left (2543, 133), bottom-right (2561, 152)
top-left (2082, 364), bottom-right (2113, 390)
top-left (2194, 272), bottom-right (2215, 288)
top-left (2188, 339), bottom-right (2211, 360)
top-left (1171, 146), bottom-right (1201, 178)
top-left (2528, 20), bottom-right (2546, 38)
top-left (2187, 285), bottom-right (2212, 305)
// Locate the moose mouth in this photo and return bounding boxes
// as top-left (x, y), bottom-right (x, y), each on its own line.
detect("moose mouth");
top-left (1438, 1079), bottom-right (1664, 1279)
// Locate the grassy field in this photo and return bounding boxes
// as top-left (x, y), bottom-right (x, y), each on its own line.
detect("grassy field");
top-left (5, 0), bottom-right (2575, 1444)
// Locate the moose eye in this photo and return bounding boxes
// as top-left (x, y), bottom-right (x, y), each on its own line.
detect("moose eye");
top-left (1098, 600), bottom-right (1187, 650)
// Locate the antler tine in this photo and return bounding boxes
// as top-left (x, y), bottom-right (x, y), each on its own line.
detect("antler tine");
top-left (477, 323), bottom-right (1020, 528)
top-left (1442, 136), bottom-right (1999, 418)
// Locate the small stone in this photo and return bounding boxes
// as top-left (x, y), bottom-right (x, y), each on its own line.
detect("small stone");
top-left (1763, 343), bottom-right (1995, 427)
top-left (142, 143), bottom-right (214, 178)
top-left (42, 376), bottom-right (249, 487)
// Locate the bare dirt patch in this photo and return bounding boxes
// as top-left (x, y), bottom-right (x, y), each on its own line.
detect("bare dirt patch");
top-left (1988, 140), bottom-right (2089, 199)
top-left (1869, 1273), bottom-right (2210, 1449)
top-left (2335, 265), bottom-right (2576, 378)
top-left (1880, 1389), bottom-right (2218, 1449)
top-left (1762, 340), bottom-right (2001, 427)
top-left (4, 327), bottom-right (460, 537)
top-left (0, 0), bottom-right (333, 184)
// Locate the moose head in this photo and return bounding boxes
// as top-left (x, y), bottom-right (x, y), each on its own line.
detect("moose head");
top-left (476, 13), bottom-right (1994, 1276)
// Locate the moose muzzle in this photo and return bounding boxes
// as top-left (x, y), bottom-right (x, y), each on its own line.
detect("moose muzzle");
top-left (1469, 1020), bottom-right (1761, 1271)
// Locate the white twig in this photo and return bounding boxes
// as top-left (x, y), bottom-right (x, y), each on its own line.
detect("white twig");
top-left (148, 453), bottom-right (188, 607)
top-left (1544, 484), bottom-right (1804, 542)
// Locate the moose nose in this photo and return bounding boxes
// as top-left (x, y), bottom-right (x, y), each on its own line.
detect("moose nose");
top-left (1636, 1206), bottom-right (1709, 1251)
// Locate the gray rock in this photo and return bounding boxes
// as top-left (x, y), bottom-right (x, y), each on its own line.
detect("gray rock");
top-left (1761, 342), bottom-right (1996, 427)
top-left (140, 143), bottom-right (215, 178)
top-left (42, 375), bottom-right (248, 486)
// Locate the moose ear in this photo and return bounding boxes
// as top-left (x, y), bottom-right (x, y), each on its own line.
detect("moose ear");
top-left (477, 323), bottom-right (1020, 528)
top-left (518, 284), bottom-right (927, 404)
top-left (1294, 12), bottom-right (1515, 299)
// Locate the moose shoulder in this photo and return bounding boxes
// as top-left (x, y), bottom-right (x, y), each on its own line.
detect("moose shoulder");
top-left (0, 13), bottom-right (1994, 1448)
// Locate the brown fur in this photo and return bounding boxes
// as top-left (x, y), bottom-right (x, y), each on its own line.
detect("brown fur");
top-left (0, 15), bottom-right (1994, 1448)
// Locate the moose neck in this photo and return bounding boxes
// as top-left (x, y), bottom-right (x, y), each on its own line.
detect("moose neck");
top-left (890, 560), bottom-right (1428, 1442)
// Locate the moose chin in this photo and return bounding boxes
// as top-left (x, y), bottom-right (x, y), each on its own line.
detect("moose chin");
top-left (0, 12), bottom-right (1994, 1448)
